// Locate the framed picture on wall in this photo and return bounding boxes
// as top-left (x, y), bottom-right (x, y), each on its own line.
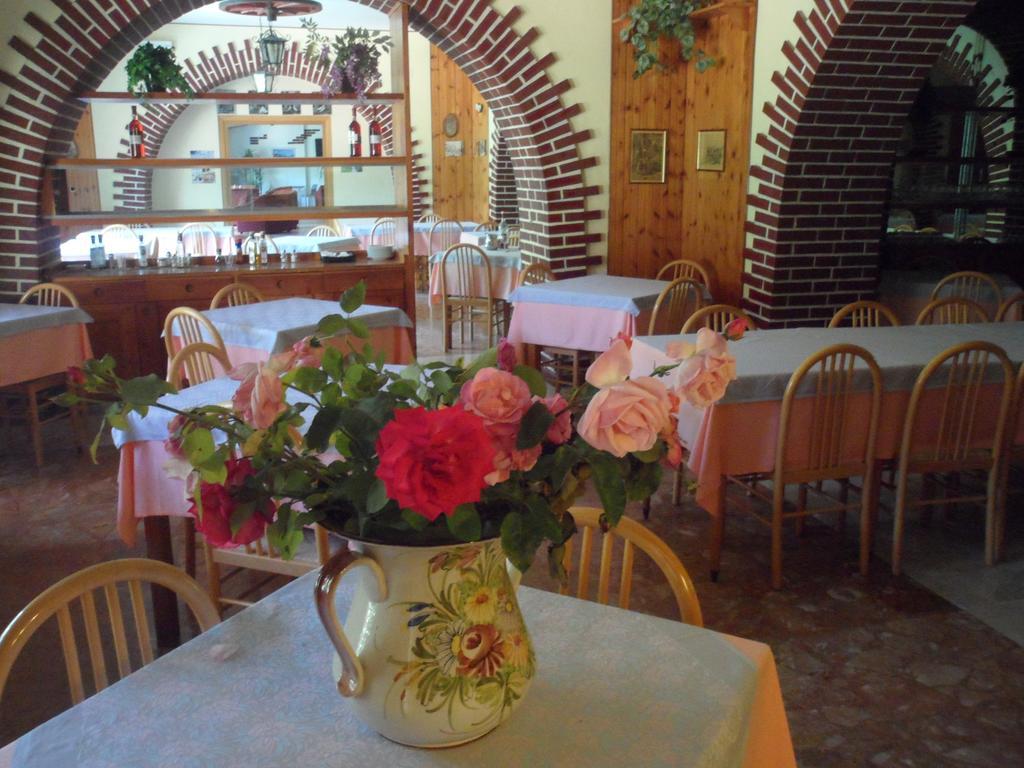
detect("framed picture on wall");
top-left (697, 129), bottom-right (727, 172)
top-left (629, 130), bottom-right (667, 184)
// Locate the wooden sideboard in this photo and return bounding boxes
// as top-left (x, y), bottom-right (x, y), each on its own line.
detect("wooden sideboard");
top-left (55, 257), bottom-right (410, 378)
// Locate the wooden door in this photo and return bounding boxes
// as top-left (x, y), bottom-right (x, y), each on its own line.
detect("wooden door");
top-left (67, 106), bottom-right (100, 214)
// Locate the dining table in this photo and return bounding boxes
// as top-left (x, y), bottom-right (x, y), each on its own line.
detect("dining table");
top-left (168, 298), bottom-right (414, 372)
top-left (427, 247), bottom-right (523, 304)
top-left (340, 218), bottom-right (478, 254)
top-left (876, 269), bottom-right (1021, 324)
top-left (0, 304), bottom-right (93, 387)
top-left (0, 570), bottom-right (797, 768)
top-left (270, 234), bottom-right (361, 255)
top-left (59, 226), bottom-right (235, 262)
top-left (506, 275), bottom-right (670, 362)
top-left (630, 322), bottom-right (1024, 517)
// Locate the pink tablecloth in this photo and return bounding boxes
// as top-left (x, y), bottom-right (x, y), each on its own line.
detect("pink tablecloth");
top-left (507, 303), bottom-right (653, 354)
top-left (428, 262), bottom-right (521, 304)
top-left (0, 324), bottom-right (93, 387)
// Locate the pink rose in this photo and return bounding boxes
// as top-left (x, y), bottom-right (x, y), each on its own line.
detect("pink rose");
top-left (577, 376), bottom-right (673, 457)
top-left (535, 393), bottom-right (571, 445)
top-left (290, 336), bottom-right (325, 369)
top-left (231, 362), bottom-right (286, 429)
top-left (586, 337), bottom-right (633, 389)
top-left (164, 413), bottom-right (189, 460)
top-left (497, 338), bottom-right (517, 372)
top-left (724, 317), bottom-right (748, 341)
top-left (661, 391), bottom-right (683, 469)
top-left (675, 348), bottom-right (736, 409)
top-left (486, 441), bottom-right (542, 485)
top-left (460, 368), bottom-right (533, 442)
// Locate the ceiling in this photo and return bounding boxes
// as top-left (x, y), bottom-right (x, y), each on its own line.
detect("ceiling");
top-left (177, 1), bottom-right (388, 29)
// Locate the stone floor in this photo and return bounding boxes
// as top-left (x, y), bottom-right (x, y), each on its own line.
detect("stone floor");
top-left (1, 295), bottom-right (1023, 766)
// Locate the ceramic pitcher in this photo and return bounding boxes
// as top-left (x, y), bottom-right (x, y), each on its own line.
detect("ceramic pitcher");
top-left (315, 538), bottom-right (535, 748)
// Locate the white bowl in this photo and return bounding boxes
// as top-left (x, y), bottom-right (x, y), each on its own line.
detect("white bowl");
top-left (367, 245), bottom-right (394, 262)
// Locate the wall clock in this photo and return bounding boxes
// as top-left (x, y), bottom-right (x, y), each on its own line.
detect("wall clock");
top-left (443, 113), bottom-right (460, 138)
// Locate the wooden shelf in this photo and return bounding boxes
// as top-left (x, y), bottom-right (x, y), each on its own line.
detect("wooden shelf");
top-left (48, 156), bottom-right (409, 169)
top-left (46, 206), bottom-right (412, 227)
top-left (77, 91), bottom-right (405, 106)
top-left (689, 0), bottom-right (753, 23)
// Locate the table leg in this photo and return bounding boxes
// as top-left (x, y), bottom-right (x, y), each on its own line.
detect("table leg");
top-left (524, 343), bottom-right (539, 370)
top-left (143, 516), bottom-right (181, 651)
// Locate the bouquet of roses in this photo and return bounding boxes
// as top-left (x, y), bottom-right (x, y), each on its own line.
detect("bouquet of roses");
top-left (68, 283), bottom-right (740, 576)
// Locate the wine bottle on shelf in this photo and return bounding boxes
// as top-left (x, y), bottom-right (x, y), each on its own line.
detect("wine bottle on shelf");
top-left (138, 235), bottom-right (148, 268)
top-left (369, 111), bottom-right (383, 158)
top-left (175, 232), bottom-right (185, 267)
top-left (127, 106), bottom-right (146, 159)
top-left (348, 109), bottom-right (362, 157)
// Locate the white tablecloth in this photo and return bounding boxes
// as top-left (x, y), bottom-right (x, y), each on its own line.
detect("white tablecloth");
top-left (0, 572), bottom-right (796, 768)
top-left (272, 235), bottom-right (360, 254)
top-left (0, 305), bottom-right (93, 338)
top-left (508, 275), bottom-right (669, 315)
top-left (60, 226), bottom-right (235, 262)
top-left (430, 247), bottom-right (522, 270)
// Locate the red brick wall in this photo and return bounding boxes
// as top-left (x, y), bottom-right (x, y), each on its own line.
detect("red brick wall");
top-left (745, 0), bottom-right (979, 327)
top-left (0, 0), bottom-right (601, 298)
top-left (489, 132), bottom-right (518, 223)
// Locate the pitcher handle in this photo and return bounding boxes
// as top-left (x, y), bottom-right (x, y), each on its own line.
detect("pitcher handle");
top-left (314, 548), bottom-right (388, 698)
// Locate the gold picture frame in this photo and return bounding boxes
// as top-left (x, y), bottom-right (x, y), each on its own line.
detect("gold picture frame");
top-left (630, 130), bottom-right (667, 184)
top-left (697, 129), bottom-right (727, 172)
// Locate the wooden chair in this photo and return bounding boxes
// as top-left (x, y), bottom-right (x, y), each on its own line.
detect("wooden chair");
top-left (915, 297), bottom-right (990, 325)
top-left (518, 261), bottom-right (554, 286)
top-left (0, 558), bottom-right (219, 707)
top-left (5, 283), bottom-right (85, 466)
top-left (561, 507), bottom-right (703, 626)
top-left (505, 225), bottom-right (521, 248)
top-left (370, 218), bottom-right (396, 246)
top-left (204, 526), bottom-right (333, 613)
top-left (475, 220), bottom-right (496, 232)
top-left (656, 259), bottom-right (712, 291)
top-left (439, 244), bottom-right (504, 352)
top-left (648, 278), bottom-right (706, 335)
top-left (210, 282), bottom-right (265, 310)
top-left (162, 307), bottom-right (228, 365)
top-left (828, 300), bottom-right (900, 328)
top-left (718, 345), bottom-right (883, 588)
top-left (306, 225), bottom-right (341, 238)
top-left (428, 219), bottom-right (463, 255)
top-left (100, 224), bottom-right (140, 256)
top-left (996, 292), bottom-right (1024, 322)
top-left (891, 341), bottom-right (1015, 575)
top-left (930, 270), bottom-right (1001, 307)
top-left (416, 212), bottom-right (441, 224)
top-left (681, 304), bottom-right (757, 334)
top-left (166, 342), bottom-right (232, 389)
top-left (19, 282), bottom-right (80, 308)
top-left (179, 223), bottom-right (220, 256)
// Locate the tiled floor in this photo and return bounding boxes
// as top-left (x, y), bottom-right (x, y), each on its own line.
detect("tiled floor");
top-left (1, 295), bottom-right (1022, 767)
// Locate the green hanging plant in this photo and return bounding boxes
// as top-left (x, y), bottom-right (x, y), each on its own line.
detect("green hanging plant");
top-left (125, 42), bottom-right (195, 98)
top-left (619, 0), bottom-right (715, 79)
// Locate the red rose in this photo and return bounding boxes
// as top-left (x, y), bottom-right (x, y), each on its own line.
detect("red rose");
top-left (375, 405), bottom-right (495, 522)
top-left (67, 366), bottom-right (86, 386)
top-left (188, 458), bottom-right (275, 548)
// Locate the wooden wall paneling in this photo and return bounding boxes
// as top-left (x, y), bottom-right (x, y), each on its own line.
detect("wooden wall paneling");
top-left (609, 0), bottom-right (688, 278)
top-left (430, 45), bottom-right (490, 223)
top-left (681, 2), bottom-right (757, 305)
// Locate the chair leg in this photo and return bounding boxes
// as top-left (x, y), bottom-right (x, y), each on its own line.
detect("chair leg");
top-left (860, 466), bottom-right (879, 577)
top-left (27, 385), bottom-right (43, 468)
top-left (442, 306), bottom-right (452, 353)
top-left (892, 470), bottom-right (910, 576)
top-left (184, 517), bottom-right (196, 579)
top-left (794, 485), bottom-right (807, 537)
top-left (642, 496), bottom-right (651, 521)
top-left (671, 466), bottom-right (684, 506)
top-left (772, 484), bottom-right (784, 590)
top-left (203, 537), bottom-right (223, 616)
top-left (921, 473), bottom-right (936, 527)
top-left (709, 476), bottom-right (726, 581)
top-left (985, 466), bottom-right (1000, 566)
top-left (837, 479), bottom-right (850, 537)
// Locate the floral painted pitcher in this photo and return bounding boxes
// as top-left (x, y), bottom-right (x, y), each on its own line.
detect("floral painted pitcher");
top-left (315, 538), bottom-right (535, 748)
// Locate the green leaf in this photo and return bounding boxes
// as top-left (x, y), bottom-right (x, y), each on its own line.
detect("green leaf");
top-left (346, 318), bottom-right (370, 339)
top-left (120, 375), bottom-right (174, 407)
top-left (633, 444), bottom-right (663, 464)
top-left (306, 405), bottom-right (342, 452)
top-left (626, 460), bottom-right (662, 502)
top-left (446, 504), bottom-right (482, 542)
top-left (366, 479), bottom-right (390, 515)
top-left (587, 453), bottom-right (627, 526)
top-left (460, 348), bottom-right (498, 381)
top-left (516, 401), bottom-right (554, 450)
top-left (513, 364), bottom-right (547, 397)
top-left (317, 314), bottom-right (346, 336)
top-left (401, 509), bottom-right (430, 531)
top-left (182, 428), bottom-right (216, 465)
top-left (340, 281), bottom-right (367, 313)
top-left (285, 366), bottom-right (327, 392)
top-left (500, 512), bottom-right (535, 573)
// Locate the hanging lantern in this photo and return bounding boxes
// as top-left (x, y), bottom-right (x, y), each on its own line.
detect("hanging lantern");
top-left (258, 29), bottom-right (287, 72)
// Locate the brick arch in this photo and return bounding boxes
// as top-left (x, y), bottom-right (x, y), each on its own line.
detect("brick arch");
top-left (0, 0), bottom-right (600, 297)
top-left (745, 0), bottom-right (979, 327)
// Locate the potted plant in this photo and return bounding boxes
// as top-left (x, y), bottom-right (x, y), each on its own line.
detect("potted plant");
top-left (302, 19), bottom-right (391, 101)
top-left (67, 283), bottom-right (741, 747)
top-left (124, 42), bottom-right (194, 98)
top-left (620, 0), bottom-right (716, 78)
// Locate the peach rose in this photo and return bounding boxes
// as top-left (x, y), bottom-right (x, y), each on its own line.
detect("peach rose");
top-left (290, 336), bottom-right (325, 369)
top-left (535, 392), bottom-right (571, 445)
top-left (674, 348), bottom-right (736, 410)
top-left (585, 337), bottom-right (633, 389)
top-left (486, 441), bottom-right (542, 485)
top-left (577, 376), bottom-right (673, 457)
top-left (460, 368), bottom-right (533, 441)
top-left (231, 362), bottom-right (286, 429)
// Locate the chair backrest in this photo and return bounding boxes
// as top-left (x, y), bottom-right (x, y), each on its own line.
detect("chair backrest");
top-left (370, 219), bottom-right (396, 246)
top-left (931, 270), bottom-right (1001, 307)
top-left (0, 558), bottom-right (219, 707)
top-left (828, 300), bottom-right (900, 329)
top-left (518, 262), bottom-right (554, 286)
top-left (306, 225), bottom-right (341, 238)
top-left (440, 244), bottom-right (493, 302)
top-left (996, 291), bottom-right (1024, 322)
top-left (561, 507), bottom-right (703, 626)
top-left (416, 212), bottom-right (441, 224)
top-left (179, 223), bottom-right (220, 256)
top-left (648, 277), bottom-right (705, 335)
top-left (505, 225), bottom-right (521, 248)
top-left (19, 282), bottom-right (79, 308)
top-left (429, 219), bottom-right (463, 255)
top-left (915, 297), bottom-right (991, 325)
top-left (655, 259), bottom-right (712, 290)
top-left (100, 224), bottom-right (139, 252)
top-left (681, 304), bottom-right (756, 334)
top-left (776, 344), bottom-right (883, 481)
top-left (475, 220), bottom-right (496, 232)
top-left (210, 282), bottom-right (265, 310)
top-left (898, 341), bottom-right (1014, 467)
top-left (163, 306), bottom-right (227, 361)
top-left (1014, 362), bottom-right (1024, 449)
top-left (167, 341), bottom-right (232, 388)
